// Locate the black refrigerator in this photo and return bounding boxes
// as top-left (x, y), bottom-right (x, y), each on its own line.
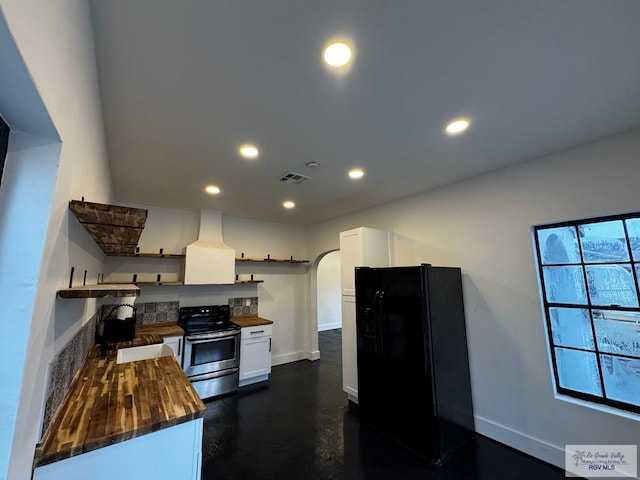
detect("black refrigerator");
top-left (355, 264), bottom-right (474, 468)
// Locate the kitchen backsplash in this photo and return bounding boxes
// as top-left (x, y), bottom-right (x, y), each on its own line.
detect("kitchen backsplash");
top-left (229, 296), bottom-right (259, 316)
top-left (135, 301), bottom-right (180, 324)
top-left (42, 312), bottom-right (98, 434)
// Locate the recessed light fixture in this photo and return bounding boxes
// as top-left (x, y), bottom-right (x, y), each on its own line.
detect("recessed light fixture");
top-left (348, 168), bottom-right (364, 179)
top-left (205, 185), bottom-right (221, 195)
top-left (445, 118), bottom-right (470, 135)
top-left (283, 200), bottom-right (296, 209)
top-left (323, 41), bottom-right (352, 68)
top-left (238, 144), bottom-right (259, 159)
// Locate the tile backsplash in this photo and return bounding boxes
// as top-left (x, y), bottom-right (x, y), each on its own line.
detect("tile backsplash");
top-left (136, 301), bottom-right (180, 324)
top-left (101, 301), bottom-right (180, 325)
top-left (42, 312), bottom-right (97, 435)
top-left (229, 296), bottom-right (258, 316)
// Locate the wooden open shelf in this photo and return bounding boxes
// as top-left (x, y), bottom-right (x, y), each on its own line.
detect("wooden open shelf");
top-left (69, 200), bottom-right (148, 256)
top-left (236, 257), bottom-right (309, 263)
top-left (117, 252), bottom-right (185, 258)
top-left (121, 280), bottom-right (264, 287)
top-left (107, 252), bottom-right (185, 258)
top-left (57, 284), bottom-right (140, 299)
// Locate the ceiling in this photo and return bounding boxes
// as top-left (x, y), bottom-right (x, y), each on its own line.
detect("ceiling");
top-left (89, 0), bottom-right (640, 226)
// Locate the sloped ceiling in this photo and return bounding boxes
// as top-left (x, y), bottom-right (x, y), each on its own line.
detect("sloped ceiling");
top-left (89, 0), bottom-right (640, 225)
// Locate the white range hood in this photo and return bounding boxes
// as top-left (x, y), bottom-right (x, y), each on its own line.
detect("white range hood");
top-left (184, 210), bottom-right (235, 285)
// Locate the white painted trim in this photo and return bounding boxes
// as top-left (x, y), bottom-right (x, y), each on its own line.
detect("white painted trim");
top-left (474, 415), bottom-right (565, 469)
top-left (345, 386), bottom-right (358, 398)
top-left (271, 351), bottom-right (308, 366)
top-left (318, 322), bottom-right (341, 332)
top-left (272, 350), bottom-right (321, 366)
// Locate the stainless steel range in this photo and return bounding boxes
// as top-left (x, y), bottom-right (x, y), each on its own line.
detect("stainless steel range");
top-left (179, 305), bottom-right (240, 400)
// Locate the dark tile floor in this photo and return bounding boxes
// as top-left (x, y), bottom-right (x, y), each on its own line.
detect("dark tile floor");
top-left (201, 329), bottom-right (567, 479)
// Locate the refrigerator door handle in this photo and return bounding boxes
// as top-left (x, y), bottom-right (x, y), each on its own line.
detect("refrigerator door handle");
top-left (377, 289), bottom-right (385, 353)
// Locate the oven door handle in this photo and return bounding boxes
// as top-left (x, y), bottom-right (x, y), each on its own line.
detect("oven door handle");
top-left (188, 367), bottom-right (239, 382)
top-left (186, 331), bottom-right (240, 342)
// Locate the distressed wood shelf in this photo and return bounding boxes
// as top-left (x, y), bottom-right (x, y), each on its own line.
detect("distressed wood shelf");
top-left (111, 280), bottom-right (265, 287)
top-left (119, 253), bottom-right (184, 258)
top-left (109, 252), bottom-right (185, 258)
top-left (236, 257), bottom-right (309, 264)
top-left (69, 200), bottom-right (148, 256)
top-left (57, 284), bottom-right (140, 299)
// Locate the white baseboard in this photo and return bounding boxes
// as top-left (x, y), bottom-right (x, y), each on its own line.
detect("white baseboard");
top-left (318, 322), bottom-right (341, 332)
top-left (474, 415), bottom-right (565, 469)
top-left (271, 351), bottom-right (307, 366)
top-left (272, 350), bottom-right (321, 366)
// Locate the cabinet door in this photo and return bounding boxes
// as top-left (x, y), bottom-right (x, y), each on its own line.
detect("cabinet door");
top-left (163, 335), bottom-right (183, 366)
top-left (342, 296), bottom-right (358, 401)
top-left (240, 336), bottom-right (272, 380)
top-left (33, 419), bottom-right (203, 480)
top-left (340, 229), bottom-right (364, 296)
top-left (340, 227), bottom-right (392, 296)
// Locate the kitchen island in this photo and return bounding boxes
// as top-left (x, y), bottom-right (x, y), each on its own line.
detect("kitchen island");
top-left (33, 323), bottom-right (205, 480)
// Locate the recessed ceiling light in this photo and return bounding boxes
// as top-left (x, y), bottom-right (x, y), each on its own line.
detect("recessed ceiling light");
top-left (445, 118), bottom-right (470, 135)
top-left (238, 144), bottom-right (259, 159)
top-left (283, 200), bottom-right (295, 209)
top-left (205, 185), bottom-right (221, 195)
top-left (348, 168), bottom-right (364, 179)
top-left (323, 42), bottom-right (352, 67)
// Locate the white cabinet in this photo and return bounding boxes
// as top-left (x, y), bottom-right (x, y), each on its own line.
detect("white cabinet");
top-left (163, 334), bottom-right (184, 366)
top-left (239, 324), bottom-right (272, 387)
top-left (33, 418), bottom-right (203, 480)
top-left (340, 227), bottom-right (393, 296)
top-left (340, 227), bottom-right (392, 403)
top-left (341, 296), bottom-right (358, 399)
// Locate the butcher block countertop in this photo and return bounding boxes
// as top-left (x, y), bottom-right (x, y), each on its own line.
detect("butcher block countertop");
top-left (34, 323), bottom-right (204, 468)
top-left (135, 322), bottom-right (185, 337)
top-left (231, 315), bottom-right (274, 328)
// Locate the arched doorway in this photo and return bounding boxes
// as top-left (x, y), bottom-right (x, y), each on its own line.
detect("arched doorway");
top-left (317, 250), bottom-right (341, 332)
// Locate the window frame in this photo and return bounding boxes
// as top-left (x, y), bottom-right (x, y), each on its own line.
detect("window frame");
top-left (0, 115), bottom-right (9, 186)
top-left (534, 211), bottom-right (640, 415)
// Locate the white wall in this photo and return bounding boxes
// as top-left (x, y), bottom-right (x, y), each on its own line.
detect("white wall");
top-left (104, 205), bottom-right (311, 365)
top-left (0, 2), bottom-right (112, 479)
top-left (316, 251), bottom-right (341, 331)
top-left (306, 128), bottom-right (640, 468)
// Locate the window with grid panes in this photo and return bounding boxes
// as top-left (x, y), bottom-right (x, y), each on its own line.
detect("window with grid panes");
top-left (534, 214), bottom-right (640, 414)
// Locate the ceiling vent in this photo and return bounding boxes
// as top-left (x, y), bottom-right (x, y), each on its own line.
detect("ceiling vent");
top-left (279, 172), bottom-right (311, 185)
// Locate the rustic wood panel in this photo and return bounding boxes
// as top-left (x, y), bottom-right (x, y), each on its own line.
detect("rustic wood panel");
top-left (69, 200), bottom-right (148, 228)
top-left (34, 339), bottom-right (205, 467)
top-left (115, 334), bottom-right (163, 348)
top-left (100, 244), bottom-right (142, 255)
top-left (82, 224), bottom-right (143, 245)
top-left (69, 200), bottom-right (148, 255)
top-left (136, 323), bottom-right (184, 337)
top-left (231, 316), bottom-right (274, 328)
top-left (57, 284), bottom-right (140, 299)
